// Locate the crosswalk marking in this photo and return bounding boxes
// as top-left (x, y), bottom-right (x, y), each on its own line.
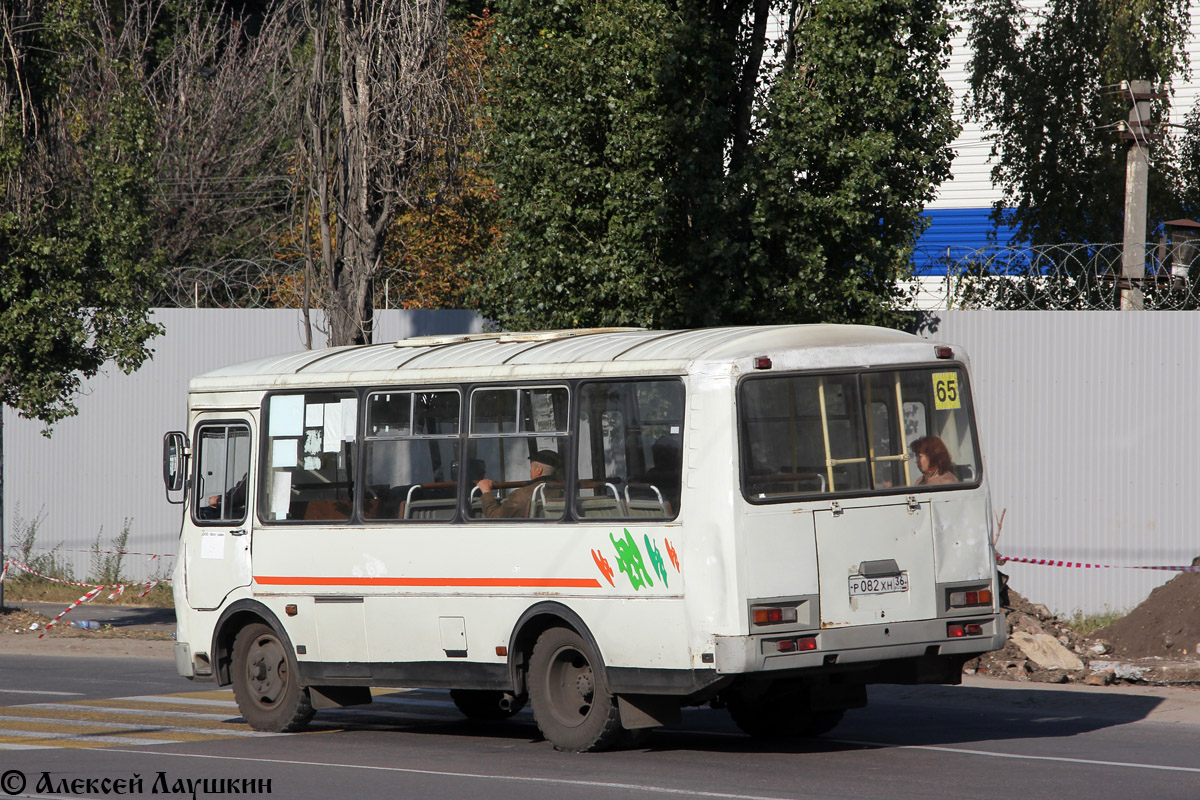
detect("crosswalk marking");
top-left (0, 690), bottom-right (268, 751)
top-left (0, 688), bottom-right (497, 751)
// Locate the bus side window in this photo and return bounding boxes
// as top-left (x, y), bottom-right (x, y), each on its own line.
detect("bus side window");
top-left (193, 423), bottom-right (250, 524)
top-left (575, 380), bottom-right (684, 519)
top-left (468, 386), bottom-right (569, 521)
top-left (362, 390), bottom-right (460, 522)
top-left (261, 392), bottom-right (357, 522)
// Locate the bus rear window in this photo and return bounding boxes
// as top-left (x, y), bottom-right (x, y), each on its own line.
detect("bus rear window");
top-left (740, 368), bottom-right (980, 501)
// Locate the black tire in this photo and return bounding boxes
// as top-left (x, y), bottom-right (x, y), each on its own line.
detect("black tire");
top-left (527, 626), bottom-right (626, 752)
top-left (727, 694), bottom-right (844, 739)
top-left (230, 622), bottom-right (315, 732)
top-left (450, 689), bottom-right (523, 721)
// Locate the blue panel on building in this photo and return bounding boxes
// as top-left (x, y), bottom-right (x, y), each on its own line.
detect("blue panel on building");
top-left (912, 208), bottom-right (1017, 274)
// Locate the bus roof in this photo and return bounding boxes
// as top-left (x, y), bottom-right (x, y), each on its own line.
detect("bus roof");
top-left (188, 324), bottom-right (953, 393)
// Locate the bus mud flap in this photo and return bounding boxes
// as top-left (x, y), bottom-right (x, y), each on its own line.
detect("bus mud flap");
top-left (617, 695), bottom-right (682, 729)
top-left (309, 685), bottom-right (374, 710)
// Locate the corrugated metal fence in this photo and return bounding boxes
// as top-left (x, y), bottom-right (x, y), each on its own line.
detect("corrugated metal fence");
top-left (1, 309), bottom-right (482, 587)
top-left (4, 308), bottom-right (1195, 615)
top-left (920, 311), bottom-right (1200, 616)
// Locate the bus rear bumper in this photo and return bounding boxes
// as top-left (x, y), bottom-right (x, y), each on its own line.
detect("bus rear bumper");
top-left (714, 612), bottom-right (1005, 678)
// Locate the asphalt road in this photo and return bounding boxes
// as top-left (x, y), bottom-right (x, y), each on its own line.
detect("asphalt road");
top-left (0, 654), bottom-right (1198, 800)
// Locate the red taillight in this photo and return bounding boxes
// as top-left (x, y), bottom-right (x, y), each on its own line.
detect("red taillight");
top-left (754, 356), bottom-right (772, 370)
top-left (948, 622), bottom-right (984, 638)
top-left (935, 345), bottom-right (953, 359)
top-left (762, 635), bottom-right (817, 654)
top-left (752, 606), bottom-right (798, 625)
top-left (949, 588), bottom-right (993, 608)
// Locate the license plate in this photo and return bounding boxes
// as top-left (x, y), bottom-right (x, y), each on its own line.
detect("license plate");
top-left (848, 573), bottom-right (909, 596)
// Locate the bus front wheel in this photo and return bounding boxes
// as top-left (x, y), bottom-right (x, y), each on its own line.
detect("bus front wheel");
top-left (231, 622), bottom-right (315, 732)
top-left (527, 627), bottom-right (625, 752)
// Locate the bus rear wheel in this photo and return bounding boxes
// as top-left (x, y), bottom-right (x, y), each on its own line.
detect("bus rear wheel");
top-left (231, 622), bottom-right (314, 732)
top-left (528, 627), bottom-right (626, 752)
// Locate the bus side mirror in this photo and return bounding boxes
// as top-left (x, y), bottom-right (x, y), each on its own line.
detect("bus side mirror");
top-left (163, 431), bottom-right (189, 503)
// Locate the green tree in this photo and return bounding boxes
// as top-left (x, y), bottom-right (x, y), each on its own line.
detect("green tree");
top-left (1, 0), bottom-right (163, 428)
top-left (1176, 100), bottom-right (1200, 222)
top-left (962, 0), bottom-right (1191, 245)
top-left (743, 0), bottom-right (958, 324)
top-left (474, 0), bottom-right (958, 329)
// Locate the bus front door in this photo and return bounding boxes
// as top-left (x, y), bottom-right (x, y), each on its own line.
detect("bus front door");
top-left (184, 414), bottom-right (255, 610)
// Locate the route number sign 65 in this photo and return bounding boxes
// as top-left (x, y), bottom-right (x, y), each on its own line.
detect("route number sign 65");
top-left (932, 372), bottom-right (961, 411)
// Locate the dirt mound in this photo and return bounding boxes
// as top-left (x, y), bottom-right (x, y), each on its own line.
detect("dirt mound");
top-left (965, 578), bottom-right (1095, 683)
top-left (1092, 568), bottom-right (1200, 659)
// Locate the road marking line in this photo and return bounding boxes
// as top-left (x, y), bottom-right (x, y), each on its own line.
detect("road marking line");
top-left (834, 738), bottom-right (1200, 775)
top-left (30, 703), bottom-right (242, 721)
top-left (0, 689), bottom-right (84, 696)
top-left (0, 690), bottom-right (482, 750)
top-left (0, 715), bottom-right (278, 737)
top-left (0, 691), bottom-right (293, 749)
top-left (117, 695), bottom-right (239, 708)
top-left (0, 729), bottom-right (183, 746)
top-left (93, 749), bottom-right (809, 800)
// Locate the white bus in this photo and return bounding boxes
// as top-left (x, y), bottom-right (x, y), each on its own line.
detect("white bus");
top-left (163, 325), bottom-right (1003, 751)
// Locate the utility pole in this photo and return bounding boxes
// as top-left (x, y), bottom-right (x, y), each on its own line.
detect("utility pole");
top-left (1119, 80), bottom-right (1163, 310)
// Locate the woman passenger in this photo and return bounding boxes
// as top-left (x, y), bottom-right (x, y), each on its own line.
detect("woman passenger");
top-left (911, 436), bottom-right (957, 485)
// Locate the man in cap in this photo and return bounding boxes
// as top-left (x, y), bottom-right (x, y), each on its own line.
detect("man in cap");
top-left (476, 449), bottom-right (562, 518)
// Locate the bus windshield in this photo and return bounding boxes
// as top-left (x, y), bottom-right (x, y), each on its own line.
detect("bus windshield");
top-left (740, 366), bottom-right (980, 501)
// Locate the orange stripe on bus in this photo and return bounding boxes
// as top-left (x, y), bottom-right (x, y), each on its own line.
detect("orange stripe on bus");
top-left (253, 576), bottom-right (603, 588)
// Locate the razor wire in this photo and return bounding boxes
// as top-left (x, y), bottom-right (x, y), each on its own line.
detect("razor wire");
top-left (160, 242), bottom-right (1200, 312)
top-left (159, 258), bottom-right (426, 311)
top-left (912, 240), bottom-right (1200, 310)
top-left (158, 258), bottom-right (307, 309)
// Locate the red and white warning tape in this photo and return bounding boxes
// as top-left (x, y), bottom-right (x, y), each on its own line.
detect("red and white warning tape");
top-left (38, 585), bottom-right (106, 637)
top-left (17, 547), bottom-right (172, 561)
top-left (997, 553), bottom-right (1200, 572)
top-left (0, 558), bottom-right (168, 638)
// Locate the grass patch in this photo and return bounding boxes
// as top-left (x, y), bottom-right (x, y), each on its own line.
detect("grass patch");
top-left (1062, 609), bottom-right (1125, 637)
top-left (3, 505), bottom-right (174, 609)
top-left (2, 577), bottom-right (175, 608)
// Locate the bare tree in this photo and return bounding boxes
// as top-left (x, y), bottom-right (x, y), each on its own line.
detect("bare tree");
top-left (136, 0), bottom-right (304, 269)
top-left (296, 0), bottom-right (474, 346)
top-left (5, 0), bottom-right (304, 274)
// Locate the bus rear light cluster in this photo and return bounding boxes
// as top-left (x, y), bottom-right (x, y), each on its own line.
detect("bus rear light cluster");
top-left (752, 606), bottom-right (798, 625)
top-left (949, 588), bottom-right (993, 608)
top-left (947, 622), bottom-right (984, 638)
top-left (762, 635), bottom-right (817, 654)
